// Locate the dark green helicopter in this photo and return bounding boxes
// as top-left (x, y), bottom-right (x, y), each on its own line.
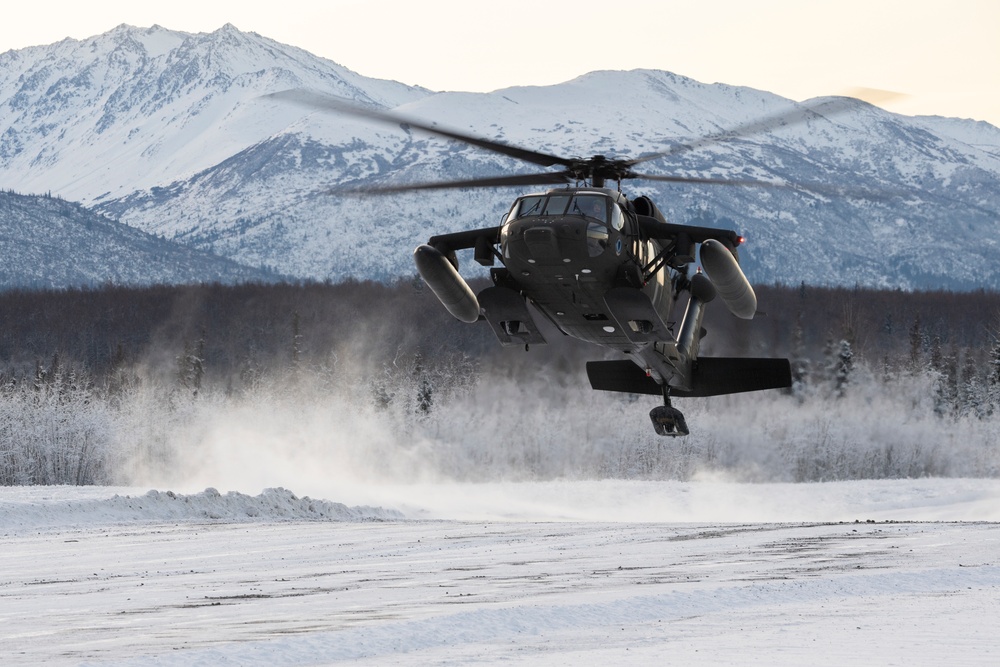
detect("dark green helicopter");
top-left (270, 91), bottom-right (856, 435)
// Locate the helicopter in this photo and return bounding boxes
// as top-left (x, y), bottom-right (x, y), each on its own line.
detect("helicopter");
top-left (269, 90), bottom-right (857, 436)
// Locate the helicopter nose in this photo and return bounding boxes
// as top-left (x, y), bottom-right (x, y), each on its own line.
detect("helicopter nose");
top-left (523, 227), bottom-right (562, 263)
top-left (520, 219), bottom-right (589, 265)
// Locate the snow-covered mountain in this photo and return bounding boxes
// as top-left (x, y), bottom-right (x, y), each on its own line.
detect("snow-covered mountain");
top-left (0, 24), bottom-right (425, 201)
top-left (0, 190), bottom-right (277, 288)
top-left (2, 24), bottom-right (999, 289)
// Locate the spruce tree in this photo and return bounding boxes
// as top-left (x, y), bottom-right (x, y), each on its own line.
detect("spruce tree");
top-left (790, 313), bottom-right (809, 399)
top-left (987, 337), bottom-right (1000, 416)
top-left (909, 315), bottom-right (923, 370)
top-left (834, 339), bottom-right (853, 398)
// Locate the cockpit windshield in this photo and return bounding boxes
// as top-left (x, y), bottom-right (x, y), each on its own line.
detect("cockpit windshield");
top-left (510, 193), bottom-right (610, 224)
top-left (503, 193), bottom-right (626, 259)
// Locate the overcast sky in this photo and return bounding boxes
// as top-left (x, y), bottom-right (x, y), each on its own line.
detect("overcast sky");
top-left (3, 0), bottom-right (998, 126)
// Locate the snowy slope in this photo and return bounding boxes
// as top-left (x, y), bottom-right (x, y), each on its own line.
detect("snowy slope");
top-left (0, 190), bottom-right (276, 287)
top-left (2, 26), bottom-right (1000, 288)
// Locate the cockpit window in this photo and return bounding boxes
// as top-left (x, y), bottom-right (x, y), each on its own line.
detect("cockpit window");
top-left (513, 196), bottom-right (544, 218)
top-left (610, 203), bottom-right (624, 230)
top-left (543, 195), bottom-right (571, 216)
top-left (568, 195), bottom-right (608, 224)
top-left (586, 222), bottom-right (609, 256)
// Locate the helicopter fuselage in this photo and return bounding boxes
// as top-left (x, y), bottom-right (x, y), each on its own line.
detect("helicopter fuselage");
top-left (416, 186), bottom-right (758, 395)
top-left (414, 186), bottom-right (792, 435)
top-left (494, 188), bottom-right (682, 382)
top-left (500, 189), bottom-right (670, 341)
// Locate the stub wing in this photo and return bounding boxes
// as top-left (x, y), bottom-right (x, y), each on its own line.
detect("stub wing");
top-left (427, 227), bottom-right (501, 252)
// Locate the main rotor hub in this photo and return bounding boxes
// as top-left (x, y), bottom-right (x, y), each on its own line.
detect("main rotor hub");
top-left (567, 155), bottom-right (635, 187)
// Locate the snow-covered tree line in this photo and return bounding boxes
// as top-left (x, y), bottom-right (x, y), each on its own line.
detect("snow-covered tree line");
top-left (0, 281), bottom-right (998, 485)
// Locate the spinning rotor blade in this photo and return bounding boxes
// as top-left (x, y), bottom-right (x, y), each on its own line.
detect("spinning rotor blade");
top-left (330, 171), bottom-right (572, 194)
top-left (628, 172), bottom-right (800, 188)
top-left (271, 88), bottom-right (889, 197)
top-left (628, 96), bottom-right (861, 168)
top-left (267, 89), bottom-right (574, 169)
top-left (631, 171), bottom-right (904, 200)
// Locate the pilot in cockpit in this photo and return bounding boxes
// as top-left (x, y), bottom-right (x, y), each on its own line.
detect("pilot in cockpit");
top-left (588, 199), bottom-right (603, 218)
top-left (578, 196), bottom-right (607, 223)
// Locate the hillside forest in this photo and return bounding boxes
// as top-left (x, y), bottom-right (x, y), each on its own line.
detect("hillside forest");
top-left (1, 279), bottom-right (998, 487)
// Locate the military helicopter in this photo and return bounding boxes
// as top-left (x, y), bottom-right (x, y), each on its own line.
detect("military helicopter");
top-left (270, 91), bottom-right (855, 436)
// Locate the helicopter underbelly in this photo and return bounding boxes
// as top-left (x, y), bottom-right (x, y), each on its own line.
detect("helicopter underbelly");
top-left (526, 269), bottom-right (634, 349)
top-left (504, 235), bottom-right (652, 352)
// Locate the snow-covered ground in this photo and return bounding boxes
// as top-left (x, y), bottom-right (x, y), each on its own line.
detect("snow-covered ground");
top-left (2, 481), bottom-right (999, 666)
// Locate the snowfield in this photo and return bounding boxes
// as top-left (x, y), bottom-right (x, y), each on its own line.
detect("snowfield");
top-left (2, 481), bottom-right (999, 666)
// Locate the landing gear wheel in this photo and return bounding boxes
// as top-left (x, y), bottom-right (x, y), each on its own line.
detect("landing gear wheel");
top-left (650, 385), bottom-right (689, 436)
top-left (649, 405), bottom-right (689, 436)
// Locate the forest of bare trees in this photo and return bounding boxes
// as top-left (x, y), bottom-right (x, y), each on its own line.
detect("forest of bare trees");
top-left (1, 279), bottom-right (998, 486)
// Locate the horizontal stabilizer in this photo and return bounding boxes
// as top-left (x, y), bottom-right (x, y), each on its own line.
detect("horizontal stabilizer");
top-left (587, 357), bottom-right (791, 397)
top-left (586, 360), bottom-right (662, 395)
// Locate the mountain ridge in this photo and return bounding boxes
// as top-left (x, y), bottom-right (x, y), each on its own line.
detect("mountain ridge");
top-left (2, 24), bottom-right (999, 290)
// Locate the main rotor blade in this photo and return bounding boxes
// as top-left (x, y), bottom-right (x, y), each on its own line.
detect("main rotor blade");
top-left (630, 171), bottom-right (903, 200)
top-left (628, 96), bottom-right (861, 167)
top-left (267, 89), bottom-right (574, 169)
top-left (330, 171), bottom-right (573, 194)
top-left (628, 172), bottom-right (800, 188)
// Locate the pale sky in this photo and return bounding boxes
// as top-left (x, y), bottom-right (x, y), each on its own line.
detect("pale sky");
top-left (2, 0), bottom-right (998, 126)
